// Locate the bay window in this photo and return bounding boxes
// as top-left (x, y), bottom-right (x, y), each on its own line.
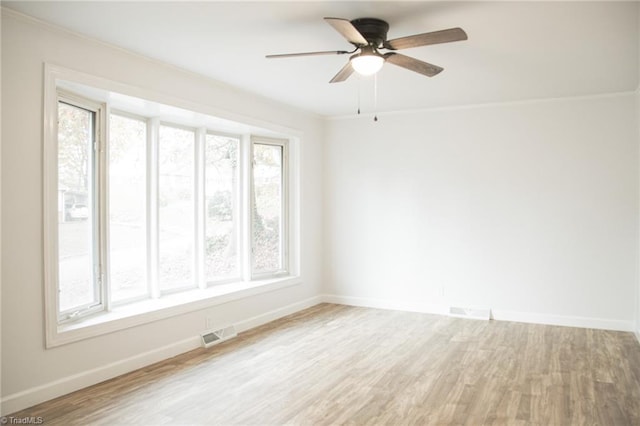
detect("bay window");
top-left (45, 69), bottom-right (297, 346)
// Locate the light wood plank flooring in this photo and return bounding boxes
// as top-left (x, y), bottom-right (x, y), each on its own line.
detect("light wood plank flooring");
top-left (9, 303), bottom-right (640, 425)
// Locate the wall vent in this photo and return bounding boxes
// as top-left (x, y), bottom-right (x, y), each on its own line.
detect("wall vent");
top-left (449, 306), bottom-right (491, 320)
top-left (201, 325), bottom-right (237, 348)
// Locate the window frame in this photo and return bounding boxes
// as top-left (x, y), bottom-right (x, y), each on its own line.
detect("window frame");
top-left (250, 136), bottom-right (289, 279)
top-left (43, 64), bottom-right (301, 348)
top-left (53, 91), bottom-right (108, 324)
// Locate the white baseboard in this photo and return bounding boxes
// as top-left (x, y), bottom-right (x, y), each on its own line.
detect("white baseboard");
top-left (491, 309), bottom-right (635, 332)
top-left (635, 329), bottom-right (640, 345)
top-left (1, 295), bottom-right (323, 415)
top-left (321, 294), bottom-right (447, 316)
top-left (320, 294), bottom-right (636, 332)
top-left (1, 336), bottom-right (201, 415)
top-left (235, 295), bottom-right (324, 332)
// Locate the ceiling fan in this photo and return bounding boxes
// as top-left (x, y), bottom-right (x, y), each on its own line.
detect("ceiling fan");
top-left (266, 17), bottom-right (467, 83)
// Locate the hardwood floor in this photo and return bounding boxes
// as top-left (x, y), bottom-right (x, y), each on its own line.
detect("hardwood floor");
top-left (9, 303), bottom-right (640, 425)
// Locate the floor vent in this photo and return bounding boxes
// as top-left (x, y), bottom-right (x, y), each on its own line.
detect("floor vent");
top-left (449, 306), bottom-right (491, 320)
top-left (201, 325), bottom-right (237, 348)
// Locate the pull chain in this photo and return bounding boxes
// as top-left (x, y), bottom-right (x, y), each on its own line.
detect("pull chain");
top-left (374, 73), bottom-right (378, 122)
top-left (354, 74), bottom-right (380, 121)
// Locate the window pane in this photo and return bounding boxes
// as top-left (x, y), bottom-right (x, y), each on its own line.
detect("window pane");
top-left (158, 125), bottom-right (194, 291)
top-left (252, 143), bottom-right (283, 273)
top-left (109, 114), bottom-right (147, 302)
top-left (205, 135), bottom-right (239, 281)
top-left (57, 101), bottom-right (97, 312)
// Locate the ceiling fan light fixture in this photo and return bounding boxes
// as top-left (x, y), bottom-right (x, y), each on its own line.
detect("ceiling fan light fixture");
top-left (350, 48), bottom-right (384, 76)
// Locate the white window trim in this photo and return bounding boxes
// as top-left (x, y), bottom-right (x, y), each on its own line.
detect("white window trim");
top-left (250, 136), bottom-right (290, 279)
top-left (195, 127), bottom-right (206, 289)
top-left (53, 92), bottom-right (108, 324)
top-left (43, 64), bottom-right (302, 348)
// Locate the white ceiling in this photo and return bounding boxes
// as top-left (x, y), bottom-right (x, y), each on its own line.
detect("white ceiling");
top-left (4, 1), bottom-right (639, 117)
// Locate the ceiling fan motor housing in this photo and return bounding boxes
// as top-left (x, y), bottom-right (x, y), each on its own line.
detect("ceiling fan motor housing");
top-left (350, 18), bottom-right (389, 47)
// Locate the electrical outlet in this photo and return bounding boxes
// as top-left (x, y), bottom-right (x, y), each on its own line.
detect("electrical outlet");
top-left (205, 316), bottom-right (214, 330)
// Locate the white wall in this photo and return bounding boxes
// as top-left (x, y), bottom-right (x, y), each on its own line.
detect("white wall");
top-left (637, 87), bottom-right (640, 341)
top-left (637, 4), bottom-right (640, 343)
top-left (325, 94), bottom-right (638, 330)
top-left (0, 7), bottom-right (3, 417)
top-left (1, 10), bottom-right (324, 412)
top-left (636, 82), bottom-right (640, 341)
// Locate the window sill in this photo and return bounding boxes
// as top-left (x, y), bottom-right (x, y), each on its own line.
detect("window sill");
top-left (48, 276), bottom-right (301, 348)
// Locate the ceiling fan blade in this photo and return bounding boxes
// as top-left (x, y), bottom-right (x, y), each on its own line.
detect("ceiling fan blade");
top-left (266, 50), bottom-right (350, 59)
top-left (324, 17), bottom-right (368, 46)
top-left (329, 62), bottom-right (355, 83)
top-left (384, 27), bottom-right (467, 50)
top-left (384, 53), bottom-right (443, 77)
